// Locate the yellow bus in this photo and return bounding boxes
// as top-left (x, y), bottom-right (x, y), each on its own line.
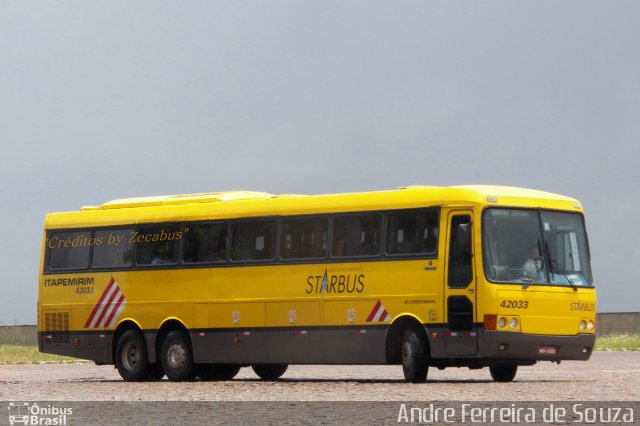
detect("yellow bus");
top-left (38, 186), bottom-right (596, 382)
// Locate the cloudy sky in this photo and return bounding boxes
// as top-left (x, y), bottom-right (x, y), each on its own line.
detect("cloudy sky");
top-left (1, 1), bottom-right (638, 324)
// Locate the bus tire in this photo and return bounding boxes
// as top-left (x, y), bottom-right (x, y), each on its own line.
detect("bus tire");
top-left (143, 363), bottom-right (165, 381)
top-left (252, 363), bottom-right (288, 380)
top-left (160, 330), bottom-right (195, 381)
top-left (401, 328), bottom-right (428, 383)
top-left (489, 365), bottom-right (517, 382)
top-left (197, 364), bottom-right (241, 381)
top-left (115, 330), bottom-right (150, 382)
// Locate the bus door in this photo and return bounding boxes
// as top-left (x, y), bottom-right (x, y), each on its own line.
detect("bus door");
top-left (443, 210), bottom-right (478, 356)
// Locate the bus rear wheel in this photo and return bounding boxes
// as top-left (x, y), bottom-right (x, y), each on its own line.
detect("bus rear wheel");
top-left (160, 330), bottom-right (195, 381)
top-left (143, 363), bottom-right (165, 381)
top-left (489, 365), bottom-right (518, 382)
top-left (115, 330), bottom-right (150, 381)
top-left (401, 329), bottom-right (428, 383)
top-left (252, 364), bottom-right (288, 380)
top-left (197, 364), bottom-right (241, 381)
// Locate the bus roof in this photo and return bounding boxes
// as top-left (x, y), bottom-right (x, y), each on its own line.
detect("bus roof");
top-left (45, 185), bottom-right (582, 229)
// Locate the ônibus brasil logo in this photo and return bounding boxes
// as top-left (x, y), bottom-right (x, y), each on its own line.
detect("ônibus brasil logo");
top-left (8, 402), bottom-right (72, 425)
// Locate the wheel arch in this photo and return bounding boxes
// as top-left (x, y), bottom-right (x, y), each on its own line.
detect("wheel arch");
top-left (111, 319), bottom-right (144, 364)
top-left (155, 318), bottom-right (191, 363)
top-left (385, 314), bottom-right (431, 363)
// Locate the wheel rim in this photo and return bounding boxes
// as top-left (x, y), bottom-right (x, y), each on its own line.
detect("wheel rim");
top-left (121, 340), bottom-right (141, 371)
top-left (167, 343), bottom-right (187, 370)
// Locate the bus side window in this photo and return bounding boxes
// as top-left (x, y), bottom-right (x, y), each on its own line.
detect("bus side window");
top-left (281, 218), bottom-right (327, 259)
top-left (134, 226), bottom-right (180, 266)
top-left (448, 215), bottom-right (472, 288)
top-left (231, 220), bottom-right (276, 261)
top-left (92, 229), bottom-right (134, 268)
top-left (386, 209), bottom-right (439, 255)
top-left (332, 215), bottom-right (381, 257)
top-left (183, 223), bottom-right (228, 263)
top-left (47, 231), bottom-right (91, 270)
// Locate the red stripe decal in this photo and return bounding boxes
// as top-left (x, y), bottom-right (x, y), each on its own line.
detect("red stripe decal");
top-left (366, 300), bottom-right (382, 323)
top-left (84, 278), bottom-right (115, 328)
top-left (377, 309), bottom-right (388, 322)
top-left (103, 293), bottom-right (125, 328)
top-left (93, 286), bottom-right (120, 329)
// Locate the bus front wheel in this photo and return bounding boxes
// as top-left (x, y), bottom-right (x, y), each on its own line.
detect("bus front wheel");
top-left (252, 364), bottom-right (288, 380)
top-left (401, 328), bottom-right (428, 383)
top-left (160, 330), bottom-right (195, 381)
top-left (489, 365), bottom-right (518, 382)
top-left (115, 330), bottom-right (150, 381)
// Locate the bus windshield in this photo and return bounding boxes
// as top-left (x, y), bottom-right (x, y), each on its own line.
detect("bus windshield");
top-left (482, 208), bottom-right (593, 287)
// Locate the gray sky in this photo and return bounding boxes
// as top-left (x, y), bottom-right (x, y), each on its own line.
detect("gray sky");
top-left (1, 1), bottom-right (638, 324)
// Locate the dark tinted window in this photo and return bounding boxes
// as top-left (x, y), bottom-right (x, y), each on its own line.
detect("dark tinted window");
top-left (231, 220), bottom-right (276, 261)
top-left (134, 226), bottom-right (180, 266)
top-left (183, 223), bottom-right (228, 263)
top-left (448, 215), bottom-right (473, 288)
top-left (386, 210), bottom-right (439, 255)
top-left (282, 218), bottom-right (327, 259)
top-left (92, 229), bottom-right (134, 268)
top-left (47, 231), bottom-right (92, 270)
top-left (332, 215), bottom-right (381, 257)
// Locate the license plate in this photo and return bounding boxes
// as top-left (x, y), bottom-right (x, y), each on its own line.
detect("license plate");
top-left (538, 345), bottom-right (558, 355)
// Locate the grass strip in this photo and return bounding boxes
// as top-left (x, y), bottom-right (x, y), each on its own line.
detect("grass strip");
top-left (0, 345), bottom-right (84, 364)
top-left (595, 334), bottom-right (640, 351)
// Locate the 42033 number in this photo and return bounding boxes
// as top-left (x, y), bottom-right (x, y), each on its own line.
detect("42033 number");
top-left (500, 300), bottom-right (529, 309)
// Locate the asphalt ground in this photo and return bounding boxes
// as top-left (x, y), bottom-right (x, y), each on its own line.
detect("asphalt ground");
top-left (0, 352), bottom-right (638, 402)
top-left (0, 352), bottom-right (640, 425)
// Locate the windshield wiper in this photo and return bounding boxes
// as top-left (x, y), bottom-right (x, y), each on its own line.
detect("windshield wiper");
top-left (553, 262), bottom-right (578, 291)
top-left (565, 272), bottom-right (578, 291)
top-left (543, 241), bottom-right (578, 291)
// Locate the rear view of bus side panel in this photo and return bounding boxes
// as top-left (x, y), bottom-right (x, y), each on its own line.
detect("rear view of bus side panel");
top-left (39, 271), bottom-right (115, 364)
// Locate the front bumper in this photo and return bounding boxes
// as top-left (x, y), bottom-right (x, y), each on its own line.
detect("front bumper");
top-left (479, 330), bottom-right (596, 361)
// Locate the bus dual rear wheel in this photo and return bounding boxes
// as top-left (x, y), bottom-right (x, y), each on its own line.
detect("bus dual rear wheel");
top-left (160, 330), bottom-right (196, 381)
top-left (115, 330), bottom-right (164, 381)
top-left (144, 363), bottom-right (165, 381)
top-left (252, 364), bottom-right (288, 380)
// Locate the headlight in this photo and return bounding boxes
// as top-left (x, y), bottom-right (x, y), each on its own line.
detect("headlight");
top-left (579, 320), bottom-right (586, 331)
top-left (509, 318), bottom-right (518, 329)
top-left (498, 317), bottom-right (506, 328)
top-left (587, 321), bottom-right (594, 331)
